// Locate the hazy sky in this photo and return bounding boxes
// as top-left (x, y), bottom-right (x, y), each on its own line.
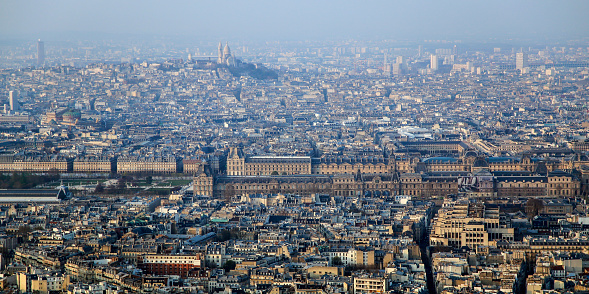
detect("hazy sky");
top-left (1, 0), bottom-right (588, 42)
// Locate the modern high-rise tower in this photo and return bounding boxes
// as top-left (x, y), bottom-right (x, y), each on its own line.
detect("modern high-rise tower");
top-left (9, 91), bottom-right (19, 112)
top-left (516, 52), bottom-right (527, 70)
top-left (37, 39), bottom-right (45, 67)
top-left (430, 55), bottom-right (439, 71)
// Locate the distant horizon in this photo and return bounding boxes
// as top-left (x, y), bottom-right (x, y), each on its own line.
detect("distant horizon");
top-left (1, 0), bottom-right (588, 44)
top-left (1, 33), bottom-right (587, 49)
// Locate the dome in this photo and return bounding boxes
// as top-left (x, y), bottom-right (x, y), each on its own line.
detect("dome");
top-left (223, 43), bottom-right (231, 56)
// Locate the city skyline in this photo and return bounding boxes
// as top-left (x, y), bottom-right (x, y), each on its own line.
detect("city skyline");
top-left (0, 1), bottom-right (588, 293)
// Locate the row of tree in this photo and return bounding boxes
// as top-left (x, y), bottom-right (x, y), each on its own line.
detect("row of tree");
top-left (0, 172), bottom-right (60, 189)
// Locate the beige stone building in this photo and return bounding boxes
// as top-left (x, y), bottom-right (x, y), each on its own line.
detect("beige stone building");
top-left (430, 201), bottom-right (515, 248)
top-left (183, 159), bottom-right (204, 174)
top-left (312, 157), bottom-right (393, 175)
top-left (116, 156), bottom-right (177, 174)
top-left (227, 148), bottom-right (311, 176)
top-left (4, 156), bottom-right (70, 172)
top-left (353, 276), bottom-right (388, 294)
top-left (72, 157), bottom-right (113, 173)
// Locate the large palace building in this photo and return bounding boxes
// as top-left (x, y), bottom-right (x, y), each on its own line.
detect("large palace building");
top-left (195, 145), bottom-right (586, 199)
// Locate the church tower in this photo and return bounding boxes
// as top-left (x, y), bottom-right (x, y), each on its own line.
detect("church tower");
top-left (217, 42), bottom-right (224, 64)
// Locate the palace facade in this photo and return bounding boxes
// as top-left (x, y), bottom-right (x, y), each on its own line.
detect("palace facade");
top-left (196, 146), bottom-right (586, 199)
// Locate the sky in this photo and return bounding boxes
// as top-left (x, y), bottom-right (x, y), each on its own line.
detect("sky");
top-left (1, 0), bottom-right (588, 42)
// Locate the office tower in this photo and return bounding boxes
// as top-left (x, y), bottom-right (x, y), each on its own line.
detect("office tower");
top-left (383, 54), bottom-right (391, 73)
top-left (9, 91), bottom-right (19, 112)
top-left (516, 52), bottom-right (527, 70)
top-left (392, 63), bottom-right (403, 76)
top-left (37, 39), bottom-right (45, 67)
top-left (418, 45), bottom-right (423, 57)
top-left (430, 55), bottom-right (439, 71)
top-left (392, 56), bottom-right (405, 76)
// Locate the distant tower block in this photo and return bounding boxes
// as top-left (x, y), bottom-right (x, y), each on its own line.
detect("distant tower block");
top-left (516, 52), bottom-right (528, 70)
top-left (37, 39), bottom-right (45, 67)
top-left (9, 91), bottom-right (19, 111)
top-left (430, 54), bottom-right (439, 71)
top-left (392, 63), bottom-right (403, 76)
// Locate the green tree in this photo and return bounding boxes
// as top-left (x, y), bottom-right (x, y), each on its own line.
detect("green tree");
top-left (16, 225), bottom-right (32, 237)
top-left (331, 256), bottom-right (343, 266)
top-left (218, 230), bottom-right (232, 242)
top-left (95, 182), bottom-right (105, 193)
top-left (116, 178), bottom-right (127, 191)
top-left (525, 198), bottom-right (544, 219)
top-left (223, 260), bottom-right (237, 271)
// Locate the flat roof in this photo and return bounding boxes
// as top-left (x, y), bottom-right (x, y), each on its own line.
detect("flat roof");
top-left (0, 189), bottom-right (57, 196)
top-left (0, 196), bottom-right (59, 203)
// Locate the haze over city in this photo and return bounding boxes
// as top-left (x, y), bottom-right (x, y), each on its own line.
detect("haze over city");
top-left (1, 0), bottom-right (589, 41)
top-left (0, 1), bottom-right (588, 294)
